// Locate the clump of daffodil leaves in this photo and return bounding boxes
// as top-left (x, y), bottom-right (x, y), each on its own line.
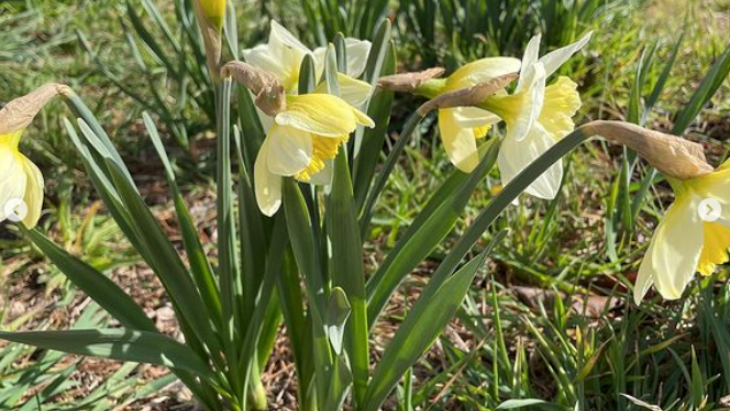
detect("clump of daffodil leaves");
top-left (1, 2), bottom-right (729, 410)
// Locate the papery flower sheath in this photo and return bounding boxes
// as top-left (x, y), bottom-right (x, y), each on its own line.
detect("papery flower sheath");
top-left (254, 94), bottom-right (374, 216)
top-left (483, 32), bottom-right (592, 199)
top-left (243, 21), bottom-right (372, 107)
top-left (0, 84), bottom-right (65, 228)
top-left (633, 161), bottom-right (730, 303)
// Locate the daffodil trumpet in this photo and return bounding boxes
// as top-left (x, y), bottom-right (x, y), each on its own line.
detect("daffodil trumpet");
top-left (585, 120), bottom-right (729, 304)
top-left (0, 83), bottom-right (68, 228)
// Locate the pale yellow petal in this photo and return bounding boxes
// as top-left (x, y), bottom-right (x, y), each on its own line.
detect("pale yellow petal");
top-left (254, 138), bottom-right (283, 216)
top-left (266, 125), bottom-right (313, 176)
top-left (539, 31), bottom-right (592, 78)
top-left (276, 94), bottom-right (372, 136)
top-left (19, 155), bottom-right (44, 228)
top-left (636, 194), bottom-right (703, 302)
top-left (446, 57), bottom-right (521, 91)
top-left (313, 73), bottom-right (373, 107)
top-left (438, 108), bottom-right (480, 173)
top-left (344, 38), bottom-right (371, 78)
top-left (0, 147), bottom-right (27, 222)
top-left (497, 122), bottom-right (562, 199)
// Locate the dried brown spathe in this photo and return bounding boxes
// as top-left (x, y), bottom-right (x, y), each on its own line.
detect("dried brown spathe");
top-left (583, 120), bottom-right (714, 180)
top-left (221, 61), bottom-right (286, 117)
top-left (0, 83), bottom-right (70, 135)
top-left (416, 73), bottom-right (518, 117)
top-left (377, 67), bottom-right (446, 93)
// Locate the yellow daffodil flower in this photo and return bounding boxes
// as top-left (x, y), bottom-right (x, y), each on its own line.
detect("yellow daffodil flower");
top-left (242, 21), bottom-right (372, 107)
top-left (254, 93), bottom-right (374, 216)
top-left (482, 32), bottom-right (592, 199)
top-left (634, 161), bottom-right (730, 303)
top-left (0, 84), bottom-right (64, 228)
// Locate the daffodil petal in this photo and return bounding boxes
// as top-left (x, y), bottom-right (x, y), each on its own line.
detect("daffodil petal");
top-left (270, 20), bottom-right (311, 57)
top-left (254, 137), bottom-right (283, 217)
top-left (344, 38), bottom-right (371, 78)
top-left (0, 148), bottom-right (27, 222)
top-left (313, 73), bottom-right (373, 107)
top-left (266, 126), bottom-right (313, 176)
top-left (438, 108), bottom-right (480, 173)
top-left (446, 57), bottom-right (522, 91)
top-left (637, 194), bottom-right (703, 302)
top-left (508, 62), bottom-right (546, 143)
top-left (451, 107), bottom-right (501, 128)
top-left (277, 94), bottom-right (372, 136)
top-left (539, 31), bottom-right (593, 78)
top-left (243, 44), bottom-right (292, 82)
top-left (516, 34), bottom-right (542, 92)
top-left (498, 122), bottom-right (562, 199)
top-left (19, 154), bottom-right (43, 228)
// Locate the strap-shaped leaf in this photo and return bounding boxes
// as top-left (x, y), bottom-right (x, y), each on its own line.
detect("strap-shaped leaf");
top-left (362, 234), bottom-right (502, 411)
top-left (0, 329), bottom-right (214, 380)
top-left (25, 228), bottom-right (157, 333)
top-left (366, 138), bottom-right (500, 328)
top-left (327, 146), bottom-right (369, 405)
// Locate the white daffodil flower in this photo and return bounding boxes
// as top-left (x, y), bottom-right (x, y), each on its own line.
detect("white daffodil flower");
top-left (634, 161), bottom-right (730, 304)
top-left (0, 84), bottom-right (64, 228)
top-left (243, 21), bottom-right (373, 109)
top-left (483, 32), bottom-right (592, 199)
top-left (254, 93), bottom-right (374, 216)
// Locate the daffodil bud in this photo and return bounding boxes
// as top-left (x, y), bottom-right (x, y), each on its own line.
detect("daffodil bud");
top-left (583, 120), bottom-right (714, 180)
top-left (417, 73), bottom-right (518, 117)
top-left (221, 61), bottom-right (286, 117)
top-left (377, 68), bottom-right (446, 93)
top-left (192, 0), bottom-right (225, 80)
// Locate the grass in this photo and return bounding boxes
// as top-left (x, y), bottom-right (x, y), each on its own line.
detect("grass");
top-left (0, 0), bottom-right (729, 409)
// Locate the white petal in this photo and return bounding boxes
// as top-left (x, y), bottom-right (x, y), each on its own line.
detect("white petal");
top-left (539, 31), bottom-right (593, 78)
top-left (516, 34), bottom-right (542, 91)
top-left (636, 195), bottom-right (703, 301)
top-left (509, 62), bottom-right (546, 142)
top-left (19, 155), bottom-right (44, 228)
top-left (498, 122), bottom-right (562, 199)
top-left (438, 109), bottom-right (480, 173)
top-left (242, 44), bottom-right (290, 81)
top-left (270, 20), bottom-right (311, 56)
top-left (344, 39), bottom-right (371, 78)
top-left (255, 105), bottom-right (275, 132)
top-left (254, 138), bottom-right (283, 217)
top-left (0, 149), bottom-right (27, 222)
top-left (266, 126), bottom-right (313, 176)
top-left (312, 73), bottom-right (373, 107)
top-left (446, 57), bottom-right (522, 91)
top-left (451, 107), bottom-right (501, 128)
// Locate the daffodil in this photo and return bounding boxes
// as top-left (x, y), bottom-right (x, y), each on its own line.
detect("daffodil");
top-left (634, 162), bottom-right (730, 303)
top-left (480, 32), bottom-right (592, 199)
top-left (254, 93), bottom-right (374, 216)
top-left (0, 84), bottom-right (64, 228)
top-left (423, 58), bottom-right (521, 172)
top-left (242, 21), bottom-right (372, 108)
